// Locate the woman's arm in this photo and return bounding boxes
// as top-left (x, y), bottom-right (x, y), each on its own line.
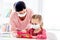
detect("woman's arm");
top-left (10, 12), bottom-right (17, 32)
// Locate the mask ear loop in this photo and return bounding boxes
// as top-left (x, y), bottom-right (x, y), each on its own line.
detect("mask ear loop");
top-left (40, 22), bottom-right (43, 34)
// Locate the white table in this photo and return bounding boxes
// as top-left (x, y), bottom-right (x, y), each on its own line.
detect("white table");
top-left (0, 32), bottom-right (46, 40)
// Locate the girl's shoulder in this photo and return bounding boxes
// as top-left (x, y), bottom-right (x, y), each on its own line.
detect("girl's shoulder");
top-left (42, 28), bottom-right (46, 32)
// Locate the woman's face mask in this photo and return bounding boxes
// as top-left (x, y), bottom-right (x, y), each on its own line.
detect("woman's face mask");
top-left (31, 24), bottom-right (40, 29)
top-left (17, 12), bottom-right (26, 17)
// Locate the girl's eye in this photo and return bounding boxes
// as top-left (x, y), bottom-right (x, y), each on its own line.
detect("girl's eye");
top-left (31, 23), bottom-right (34, 24)
top-left (31, 23), bottom-right (37, 25)
top-left (35, 23), bottom-right (37, 25)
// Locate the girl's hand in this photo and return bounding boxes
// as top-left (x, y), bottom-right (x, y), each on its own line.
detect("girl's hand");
top-left (34, 28), bottom-right (41, 33)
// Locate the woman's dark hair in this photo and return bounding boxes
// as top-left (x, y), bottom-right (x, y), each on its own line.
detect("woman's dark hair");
top-left (14, 1), bottom-right (26, 12)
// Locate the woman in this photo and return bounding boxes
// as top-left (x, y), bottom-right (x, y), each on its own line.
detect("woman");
top-left (10, 1), bottom-right (33, 37)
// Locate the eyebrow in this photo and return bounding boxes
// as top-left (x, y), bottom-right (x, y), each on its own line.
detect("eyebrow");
top-left (31, 23), bottom-right (37, 25)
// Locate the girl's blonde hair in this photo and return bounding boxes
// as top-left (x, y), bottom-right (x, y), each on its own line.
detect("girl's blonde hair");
top-left (32, 14), bottom-right (42, 21)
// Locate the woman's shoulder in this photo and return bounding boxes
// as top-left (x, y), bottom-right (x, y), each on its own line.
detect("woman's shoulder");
top-left (26, 8), bottom-right (33, 13)
top-left (10, 12), bottom-right (17, 19)
top-left (10, 12), bottom-right (17, 16)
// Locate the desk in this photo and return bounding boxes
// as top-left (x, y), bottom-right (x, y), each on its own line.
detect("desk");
top-left (0, 32), bottom-right (46, 40)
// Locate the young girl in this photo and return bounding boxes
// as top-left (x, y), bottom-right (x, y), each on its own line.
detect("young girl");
top-left (26, 14), bottom-right (47, 39)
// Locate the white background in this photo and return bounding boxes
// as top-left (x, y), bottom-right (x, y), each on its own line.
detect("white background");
top-left (42, 0), bottom-right (60, 30)
top-left (42, 0), bottom-right (60, 40)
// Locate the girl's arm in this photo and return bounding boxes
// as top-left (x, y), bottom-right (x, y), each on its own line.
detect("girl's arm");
top-left (37, 29), bottom-right (47, 39)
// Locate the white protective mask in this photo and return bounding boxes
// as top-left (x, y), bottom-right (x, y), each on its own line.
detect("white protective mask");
top-left (30, 24), bottom-right (40, 29)
top-left (18, 12), bottom-right (26, 17)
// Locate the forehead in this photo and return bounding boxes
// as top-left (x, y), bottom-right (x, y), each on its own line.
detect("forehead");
top-left (32, 18), bottom-right (39, 20)
top-left (31, 19), bottom-right (39, 22)
top-left (32, 18), bottom-right (40, 21)
top-left (31, 19), bottom-right (40, 24)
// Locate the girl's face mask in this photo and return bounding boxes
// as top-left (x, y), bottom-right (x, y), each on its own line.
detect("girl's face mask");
top-left (17, 12), bottom-right (26, 17)
top-left (30, 24), bottom-right (40, 29)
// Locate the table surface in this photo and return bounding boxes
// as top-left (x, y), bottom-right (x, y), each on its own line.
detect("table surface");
top-left (0, 32), bottom-right (47, 40)
top-left (0, 29), bottom-right (60, 40)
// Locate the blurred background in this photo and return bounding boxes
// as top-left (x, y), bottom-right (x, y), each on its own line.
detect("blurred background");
top-left (0, 0), bottom-right (60, 40)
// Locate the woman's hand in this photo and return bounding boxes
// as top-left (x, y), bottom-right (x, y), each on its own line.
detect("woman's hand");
top-left (21, 29), bottom-right (27, 33)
